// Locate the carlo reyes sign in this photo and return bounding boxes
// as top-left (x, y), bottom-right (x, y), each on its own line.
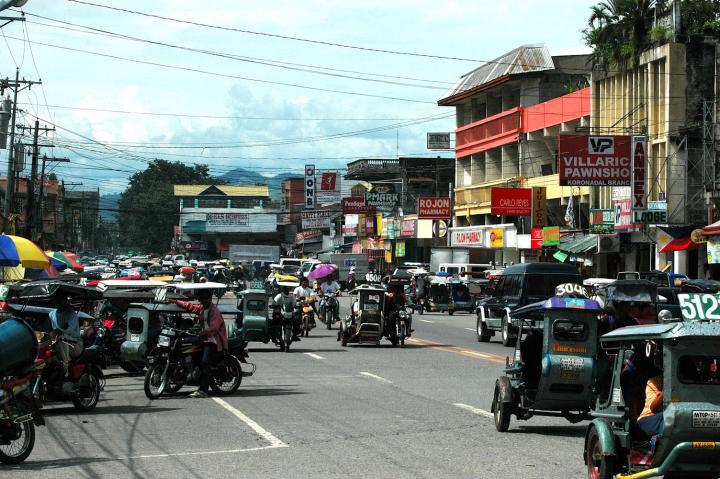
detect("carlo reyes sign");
top-left (491, 188), bottom-right (532, 216)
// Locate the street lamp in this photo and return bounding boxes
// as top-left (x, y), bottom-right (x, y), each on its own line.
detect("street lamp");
top-left (0, 0), bottom-right (28, 13)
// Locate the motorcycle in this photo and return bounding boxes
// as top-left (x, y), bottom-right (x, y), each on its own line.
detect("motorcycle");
top-left (386, 309), bottom-right (410, 348)
top-left (144, 326), bottom-right (242, 399)
top-left (34, 334), bottom-right (104, 412)
top-left (297, 298), bottom-right (316, 337)
top-left (322, 292), bottom-right (339, 330)
top-left (270, 302), bottom-right (294, 353)
top-left (0, 372), bottom-right (44, 465)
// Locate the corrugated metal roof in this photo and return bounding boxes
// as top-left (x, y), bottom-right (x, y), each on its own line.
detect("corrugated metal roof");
top-left (173, 184), bottom-right (269, 197)
top-left (438, 44), bottom-right (555, 105)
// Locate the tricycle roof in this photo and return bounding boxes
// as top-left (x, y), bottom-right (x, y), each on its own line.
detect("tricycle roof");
top-left (351, 284), bottom-right (385, 293)
top-left (238, 288), bottom-right (268, 295)
top-left (169, 282), bottom-right (227, 291)
top-left (127, 303), bottom-right (187, 312)
top-left (600, 320), bottom-right (720, 344)
top-left (602, 279), bottom-right (658, 302)
top-left (10, 281), bottom-right (103, 300)
top-left (8, 304), bottom-right (94, 320)
top-left (97, 280), bottom-right (167, 291)
top-left (513, 296), bottom-right (602, 317)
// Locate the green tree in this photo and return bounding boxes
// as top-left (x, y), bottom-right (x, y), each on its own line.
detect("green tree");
top-left (680, 0), bottom-right (720, 34)
top-left (583, 0), bottom-right (658, 69)
top-left (118, 160), bottom-right (216, 253)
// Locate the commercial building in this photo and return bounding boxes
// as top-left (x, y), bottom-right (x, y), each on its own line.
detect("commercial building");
top-left (174, 184), bottom-right (278, 259)
top-left (438, 44), bottom-right (591, 265)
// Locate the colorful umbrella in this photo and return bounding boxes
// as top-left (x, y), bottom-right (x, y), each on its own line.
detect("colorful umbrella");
top-left (308, 263), bottom-right (337, 280)
top-left (47, 251), bottom-right (84, 272)
top-left (0, 234), bottom-right (50, 269)
top-left (47, 256), bottom-right (69, 271)
top-left (62, 251), bottom-right (84, 272)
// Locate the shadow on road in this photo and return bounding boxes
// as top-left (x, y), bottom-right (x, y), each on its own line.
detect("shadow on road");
top-left (510, 425), bottom-right (587, 438)
top-left (5, 456), bottom-right (118, 471)
top-left (42, 405), bottom-right (182, 416)
top-left (235, 387), bottom-right (305, 397)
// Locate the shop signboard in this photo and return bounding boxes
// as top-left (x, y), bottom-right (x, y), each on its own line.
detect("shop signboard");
top-left (301, 210), bottom-right (331, 229)
top-left (427, 132), bottom-right (451, 150)
top-left (400, 219), bottom-right (416, 238)
top-left (341, 225), bottom-right (357, 237)
top-left (542, 226), bottom-right (560, 246)
top-left (185, 241), bottom-right (209, 250)
top-left (342, 196), bottom-right (374, 214)
top-left (418, 197), bottom-right (451, 219)
top-left (531, 228), bottom-right (544, 250)
top-left (365, 215), bottom-right (376, 235)
top-left (365, 184), bottom-right (400, 212)
top-left (558, 135), bottom-right (632, 186)
top-left (450, 227), bottom-right (484, 247)
top-left (590, 209), bottom-right (614, 234)
top-left (395, 240), bottom-right (406, 257)
top-left (304, 164), bottom-right (316, 209)
top-left (631, 136), bottom-right (647, 211)
top-left (632, 200), bottom-right (667, 224)
top-left (295, 229), bottom-right (322, 243)
top-left (614, 198), bottom-right (640, 231)
top-left (532, 186), bottom-right (547, 228)
top-left (317, 171), bottom-right (341, 204)
top-left (206, 212), bottom-right (249, 227)
top-left (490, 188), bottom-right (532, 216)
top-left (489, 228), bottom-right (504, 248)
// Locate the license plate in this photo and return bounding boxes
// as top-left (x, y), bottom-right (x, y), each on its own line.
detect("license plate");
top-left (130, 334), bottom-right (140, 342)
top-left (560, 357), bottom-right (584, 371)
top-left (693, 411), bottom-right (720, 428)
top-left (161, 329), bottom-right (174, 337)
top-left (158, 336), bottom-right (170, 347)
top-left (693, 442), bottom-right (719, 449)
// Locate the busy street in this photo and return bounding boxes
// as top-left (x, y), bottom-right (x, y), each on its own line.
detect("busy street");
top-left (15, 295), bottom-right (586, 479)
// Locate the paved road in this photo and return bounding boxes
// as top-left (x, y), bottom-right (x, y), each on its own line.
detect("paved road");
top-left (6, 296), bottom-right (588, 478)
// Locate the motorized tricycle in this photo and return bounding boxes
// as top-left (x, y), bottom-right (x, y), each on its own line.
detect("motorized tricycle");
top-left (593, 279), bottom-right (661, 329)
top-left (235, 285), bottom-right (291, 351)
top-left (341, 284), bottom-right (410, 347)
top-left (492, 284), bottom-right (602, 432)
top-left (426, 276), bottom-right (451, 313)
top-left (448, 280), bottom-right (473, 315)
top-left (584, 294), bottom-right (720, 479)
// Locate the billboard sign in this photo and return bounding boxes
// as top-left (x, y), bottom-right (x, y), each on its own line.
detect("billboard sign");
top-left (489, 228), bottom-right (504, 248)
top-left (418, 197), bottom-right (451, 219)
top-left (295, 229), bottom-right (322, 243)
top-left (301, 210), bottom-right (331, 229)
top-left (316, 171), bottom-right (341, 204)
top-left (532, 186), bottom-right (547, 228)
top-left (206, 212), bottom-right (249, 227)
top-left (531, 228), bottom-right (544, 250)
top-left (558, 135), bottom-right (632, 186)
top-left (400, 219), bottom-right (416, 237)
top-left (590, 209), bottom-right (614, 234)
top-left (342, 196), bottom-right (374, 214)
top-left (365, 184), bottom-right (399, 212)
top-left (491, 188), bottom-right (532, 216)
top-left (614, 198), bottom-right (640, 231)
top-left (427, 132), bottom-right (451, 150)
top-left (542, 226), bottom-right (560, 246)
top-left (304, 164), bottom-right (316, 209)
top-left (631, 136), bottom-right (647, 211)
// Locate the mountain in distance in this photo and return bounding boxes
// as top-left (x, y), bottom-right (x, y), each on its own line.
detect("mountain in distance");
top-left (218, 168), bottom-right (301, 199)
top-left (98, 193), bottom-right (121, 221)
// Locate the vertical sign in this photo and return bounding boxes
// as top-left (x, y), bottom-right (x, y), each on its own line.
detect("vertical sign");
top-left (305, 164), bottom-right (316, 209)
top-left (531, 228), bottom-right (544, 250)
top-left (631, 136), bottom-right (647, 211)
top-left (532, 186), bottom-right (547, 228)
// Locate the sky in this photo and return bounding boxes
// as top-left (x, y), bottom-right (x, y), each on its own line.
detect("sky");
top-left (0, 0), bottom-right (598, 194)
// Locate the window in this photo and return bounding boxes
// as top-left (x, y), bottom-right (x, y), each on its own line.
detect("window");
top-left (128, 316), bottom-right (144, 334)
top-left (503, 275), bottom-right (522, 300)
top-left (678, 356), bottom-right (720, 385)
top-left (446, 267), bottom-right (459, 275)
top-left (525, 275), bottom-right (575, 301)
top-left (246, 300), bottom-right (266, 312)
top-left (553, 320), bottom-right (588, 342)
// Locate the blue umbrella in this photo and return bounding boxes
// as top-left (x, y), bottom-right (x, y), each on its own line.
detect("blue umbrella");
top-left (48, 256), bottom-right (68, 271)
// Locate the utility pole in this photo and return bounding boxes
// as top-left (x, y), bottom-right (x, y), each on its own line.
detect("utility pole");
top-left (36, 155), bottom-right (68, 248)
top-left (1, 70), bottom-right (41, 233)
top-left (17, 121), bottom-right (54, 240)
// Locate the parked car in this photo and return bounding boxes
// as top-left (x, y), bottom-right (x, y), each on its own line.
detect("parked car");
top-left (475, 263), bottom-right (583, 346)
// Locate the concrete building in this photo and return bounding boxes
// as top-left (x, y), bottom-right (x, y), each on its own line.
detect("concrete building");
top-left (438, 44), bottom-right (591, 264)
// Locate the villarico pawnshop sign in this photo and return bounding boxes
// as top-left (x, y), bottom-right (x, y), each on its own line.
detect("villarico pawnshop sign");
top-left (558, 135), bottom-right (632, 186)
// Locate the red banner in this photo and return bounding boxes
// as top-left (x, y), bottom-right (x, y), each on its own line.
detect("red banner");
top-left (491, 188), bottom-right (532, 216)
top-left (531, 228), bottom-right (544, 250)
top-left (365, 215), bottom-right (376, 235)
top-left (400, 219), bottom-right (416, 237)
top-left (320, 172), bottom-right (337, 191)
top-left (418, 197), bottom-right (451, 219)
top-left (342, 196), bottom-right (374, 214)
top-left (558, 135), bottom-right (632, 186)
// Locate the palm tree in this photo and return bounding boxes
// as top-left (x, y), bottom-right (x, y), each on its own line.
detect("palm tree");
top-left (584, 0), bottom-right (660, 69)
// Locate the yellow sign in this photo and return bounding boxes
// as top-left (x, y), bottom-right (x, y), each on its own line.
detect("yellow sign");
top-left (489, 228), bottom-right (504, 248)
top-left (532, 186), bottom-right (547, 228)
top-left (691, 228), bottom-right (707, 244)
top-left (384, 249), bottom-right (392, 263)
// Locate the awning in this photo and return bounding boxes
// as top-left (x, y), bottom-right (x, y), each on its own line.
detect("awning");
top-left (703, 220), bottom-right (720, 237)
top-left (553, 251), bottom-right (568, 262)
top-left (559, 234), bottom-right (597, 254)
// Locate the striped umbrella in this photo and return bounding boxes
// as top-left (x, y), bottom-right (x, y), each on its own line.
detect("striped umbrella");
top-left (47, 251), bottom-right (84, 272)
top-left (0, 234), bottom-right (50, 269)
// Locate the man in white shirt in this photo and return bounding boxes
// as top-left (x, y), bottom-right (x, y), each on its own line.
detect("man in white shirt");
top-left (318, 276), bottom-right (341, 322)
top-left (293, 277), bottom-right (316, 330)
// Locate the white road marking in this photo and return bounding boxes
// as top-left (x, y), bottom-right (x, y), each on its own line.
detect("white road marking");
top-left (123, 445), bottom-right (280, 460)
top-left (419, 319), bottom-right (435, 323)
top-left (213, 397), bottom-right (287, 448)
top-left (453, 402), bottom-right (494, 419)
top-left (359, 372), bottom-right (393, 384)
top-left (460, 350), bottom-right (494, 359)
top-left (464, 327), bottom-right (476, 332)
top-left (304, 352), bottom-right (325, 360)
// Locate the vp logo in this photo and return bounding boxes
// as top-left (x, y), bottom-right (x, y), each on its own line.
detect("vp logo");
top-left (589, 136), bottom-right (614, 154)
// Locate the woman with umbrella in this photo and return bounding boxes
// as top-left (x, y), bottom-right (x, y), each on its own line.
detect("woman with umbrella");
top-left (308, 263), bottom-right (340, 323)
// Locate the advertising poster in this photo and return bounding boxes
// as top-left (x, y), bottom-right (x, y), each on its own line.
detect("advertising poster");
top-left (489, 228), bottom-right (504, 248)
top-left (418, 197), bottom-right (451, 219)
top-left (491, 188), bottom-right (532, 216)
top-left (542, 226), bottom-right (560, 246)
top-left (558, 135), bottom-right (632, 186)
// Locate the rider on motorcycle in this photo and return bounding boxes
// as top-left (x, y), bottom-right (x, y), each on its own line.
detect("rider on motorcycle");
top-left (168, 289), bottom-right (228, 398)
top-left (318, 275), bottom-right (341, 322)
top-left (293, 277), bottom-right (316, 325)
top-left (274, 285), bottom-right (300, 341)
top-left (385, 284), bottom-right (413, 337)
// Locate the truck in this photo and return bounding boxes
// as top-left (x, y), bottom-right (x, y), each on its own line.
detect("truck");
top-left (229, 245), bottom-right (280, 265)
top-left (317, 253), bottom-right (369, 286)
top-left (430, 247), bottom-right (469, 274)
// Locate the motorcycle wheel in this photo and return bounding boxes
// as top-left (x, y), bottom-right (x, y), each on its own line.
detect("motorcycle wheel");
top-left (0, 399), bottom-right (36, 465)
top-left (144, 360), bottom-right (168, 400)
top-left (326, 311), bottom-right (332, 330)
top-left (284, 327), bottom-right (292, 353)
top-left (418, 303), bottom-right (424, 315)
top-left (400, 324), bottom-right (406, 348)
top-left (210, 356), bottom-right (242, 396)
top-left (72, 373), bottom-right (101, 412)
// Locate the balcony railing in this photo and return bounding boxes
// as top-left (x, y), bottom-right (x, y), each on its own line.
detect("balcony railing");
top-left (346, 159), bottom-right (401, 180)
top-left (455, 108), bottom-right (521, 158)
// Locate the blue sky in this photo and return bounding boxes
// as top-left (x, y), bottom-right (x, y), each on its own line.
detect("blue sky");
top-left (1, 0), bottom-right (597, 193)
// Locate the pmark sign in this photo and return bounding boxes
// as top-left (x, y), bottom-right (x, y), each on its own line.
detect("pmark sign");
top-left (558, 135), bottom-right (632, 186)
top-left (304, 164), bottom-right (316, 209)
